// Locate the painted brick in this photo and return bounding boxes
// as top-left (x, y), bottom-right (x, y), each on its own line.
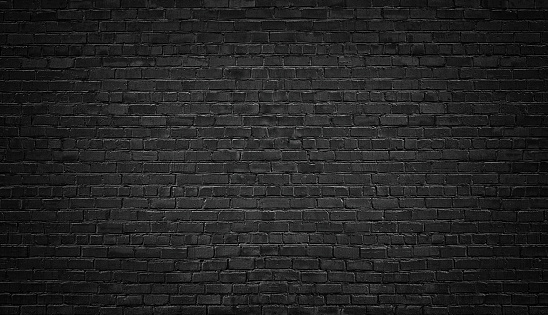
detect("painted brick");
top-left (0, 1), bottom-right (546, 314)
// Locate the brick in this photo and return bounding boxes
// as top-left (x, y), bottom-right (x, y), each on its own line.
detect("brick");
top-left (334, 247), bottom-right (360, 259)
top-left (0, 1), bottom-right (545, 313)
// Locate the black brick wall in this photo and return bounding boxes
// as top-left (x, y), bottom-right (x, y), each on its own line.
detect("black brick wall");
top-left (1, 0), bottom-right (547, 314)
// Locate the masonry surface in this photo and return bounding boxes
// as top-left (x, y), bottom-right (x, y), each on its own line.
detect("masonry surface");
top-left (0, 0), bottom-right (547, 314)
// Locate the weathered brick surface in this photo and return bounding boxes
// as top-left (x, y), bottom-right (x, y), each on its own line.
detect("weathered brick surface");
top-left (1, 0), bottom-right (547, 314)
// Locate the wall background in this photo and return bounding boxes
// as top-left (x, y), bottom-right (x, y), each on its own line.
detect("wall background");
top-left (1, 0), bottom-right (547, 314)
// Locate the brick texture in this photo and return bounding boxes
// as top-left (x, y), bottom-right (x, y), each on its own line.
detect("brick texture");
top-left (1, 0), bottom-right (548, 314)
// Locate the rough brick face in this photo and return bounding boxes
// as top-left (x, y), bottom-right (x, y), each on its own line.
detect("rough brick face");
top-left (0, 0), bottom-right (547, 314)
